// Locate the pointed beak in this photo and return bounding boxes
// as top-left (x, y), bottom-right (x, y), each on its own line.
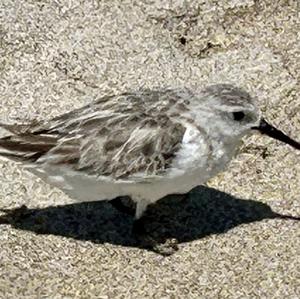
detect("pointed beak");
top-left (252, 118), bottom-right (300, 150)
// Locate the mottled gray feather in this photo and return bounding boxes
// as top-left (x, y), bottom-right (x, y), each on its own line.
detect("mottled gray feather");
top-left (0, 89), bottom-right (188, 179)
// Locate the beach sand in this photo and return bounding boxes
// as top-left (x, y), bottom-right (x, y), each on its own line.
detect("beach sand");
top-left (0, 1), bottom-right (299, 298)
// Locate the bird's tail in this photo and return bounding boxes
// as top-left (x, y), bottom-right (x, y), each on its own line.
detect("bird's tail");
top-left (0, 122), bottom-right (55, 163)
top-left (0, 136), bottom-right (56, 163)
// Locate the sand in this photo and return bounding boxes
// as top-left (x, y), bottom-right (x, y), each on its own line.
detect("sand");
top-left (0, 0), bottom-right (299, 298)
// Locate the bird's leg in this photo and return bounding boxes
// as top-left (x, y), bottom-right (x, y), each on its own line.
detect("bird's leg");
top-left (132, 200), bottom-right (179, 256)
top-left (135, 200), bottom-right (149, 220)
top-left (132, 200), bottom-right (160, 252)
top-left (132, 200), bottom-right (149, 235)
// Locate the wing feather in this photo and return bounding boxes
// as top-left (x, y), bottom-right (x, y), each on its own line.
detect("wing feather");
top-left (0, 90), bottom-right (189, 179)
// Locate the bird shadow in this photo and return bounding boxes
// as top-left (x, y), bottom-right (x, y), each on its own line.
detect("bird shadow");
top-left (0, 186), bottom-right (299, 251)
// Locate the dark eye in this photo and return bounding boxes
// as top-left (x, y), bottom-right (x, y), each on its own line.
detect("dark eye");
top-left (232, 111), bottom-right (245, 121)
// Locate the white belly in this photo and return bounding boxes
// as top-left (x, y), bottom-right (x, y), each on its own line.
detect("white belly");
top-left (28, 165), bottom-right (208, 204)
top-left (25, 127), bottom-right (238, 205)
top-left (27, 149), bottom-right (232, 206)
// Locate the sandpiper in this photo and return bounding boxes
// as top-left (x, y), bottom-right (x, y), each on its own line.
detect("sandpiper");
top-left (0, 84), bottom-right (299, 253)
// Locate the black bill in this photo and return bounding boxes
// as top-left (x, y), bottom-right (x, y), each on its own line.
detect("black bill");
top-left (252, 118), bottom-right (300, 150)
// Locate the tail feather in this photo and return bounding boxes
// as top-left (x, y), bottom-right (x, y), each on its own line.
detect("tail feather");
top-left (0, 138), bottom-right (54, 152)
top-left (0, 124), bottom-right (79, 165)
top-left (0, 119), bottom-right (60, 163)
top-left (0, 137), bottom-right (54, 162)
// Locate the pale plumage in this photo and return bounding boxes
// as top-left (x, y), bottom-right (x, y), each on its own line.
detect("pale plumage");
top-left (0, 84), bottom-right (299, 224)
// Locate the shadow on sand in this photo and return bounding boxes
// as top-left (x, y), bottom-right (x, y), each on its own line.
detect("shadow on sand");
top-left (0, 186), bottom-right (299, 250)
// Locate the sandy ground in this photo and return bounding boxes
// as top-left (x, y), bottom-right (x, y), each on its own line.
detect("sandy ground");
top-left (0, 0), bottom-right (299, 298)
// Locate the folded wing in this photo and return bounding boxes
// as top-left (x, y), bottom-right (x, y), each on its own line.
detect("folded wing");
top-left (0, 92), bottom-right (187, 180)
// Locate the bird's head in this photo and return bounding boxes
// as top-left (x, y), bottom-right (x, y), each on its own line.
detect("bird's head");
top-left (196, 84), bottom-right (299, 150)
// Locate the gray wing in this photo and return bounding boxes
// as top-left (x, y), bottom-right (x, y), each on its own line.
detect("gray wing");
top-left (0, 91), bottom-right (188, 180)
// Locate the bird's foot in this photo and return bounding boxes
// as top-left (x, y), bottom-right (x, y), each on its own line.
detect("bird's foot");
top-left (152, 238), bottom-right (179, 256)
top-left (132, 217), bottom-right (179, 256)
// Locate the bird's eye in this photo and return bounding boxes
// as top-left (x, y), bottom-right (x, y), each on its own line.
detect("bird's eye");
top-left (232, 111), bottom-right (245, 121)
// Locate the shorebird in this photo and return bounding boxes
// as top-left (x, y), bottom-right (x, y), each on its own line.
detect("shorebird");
top-left (0, 84), bottom-right (299, 252)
